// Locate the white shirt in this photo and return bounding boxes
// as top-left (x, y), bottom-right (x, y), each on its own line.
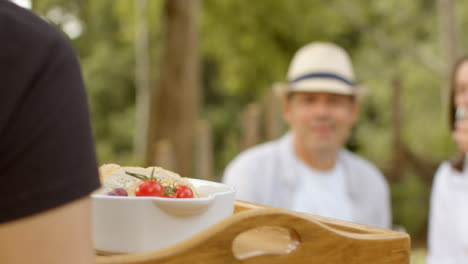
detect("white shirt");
top-left (291, 157), bottom-right (354, 222)
top-left (427, 162), bottom-right (468, 264)
top-left (223, 133), bottom-right (391, 228)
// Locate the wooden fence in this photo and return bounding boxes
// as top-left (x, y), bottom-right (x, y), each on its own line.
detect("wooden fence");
top-left (151, 88), bottom-right (284, 181)
top-left (151, 80), bottom-right (439, 185)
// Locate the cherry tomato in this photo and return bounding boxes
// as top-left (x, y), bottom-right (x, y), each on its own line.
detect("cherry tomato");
top-left (135, 180), bottom-right (164, 197)
top-left (175, 185), bottom-right (194, 198)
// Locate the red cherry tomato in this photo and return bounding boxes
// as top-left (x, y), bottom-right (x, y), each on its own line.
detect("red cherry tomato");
top-left (135, 180), bottom-right (164, 197)
top-left (175, 185), bottom-right (194, 198)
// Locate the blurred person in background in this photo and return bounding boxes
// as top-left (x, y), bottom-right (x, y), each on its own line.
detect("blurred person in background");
top-left (0, 2), bottom-right (100, 263)
top-left (427, 56), bottom-right (468, 264)
top-left (223, 42), bottom-right (391, 229)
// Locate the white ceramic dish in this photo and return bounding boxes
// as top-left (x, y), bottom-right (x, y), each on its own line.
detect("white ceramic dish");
top-left (92, 178), bottom-right (236, 254)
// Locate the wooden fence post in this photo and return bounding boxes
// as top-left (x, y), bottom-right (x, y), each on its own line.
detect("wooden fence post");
top-left (264, 87), bottom-right (283, 141)
top-left (390, 77), bottom-right (403, 182)
top-left (153, 139), bottom-right (176, 172)
top-left (438, 0), bottom-right (458, 118)
top-left (195, 120), bottom-right (215, 181)
top-left (241, 103), bottom-right (261, 150)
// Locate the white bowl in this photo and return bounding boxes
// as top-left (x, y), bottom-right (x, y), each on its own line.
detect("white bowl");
top-left (92, 178), bottom-right (236, 254)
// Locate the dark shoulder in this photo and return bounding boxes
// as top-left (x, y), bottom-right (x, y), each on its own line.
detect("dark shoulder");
top-left (0, 1), bottom-right (62, 41)
top-left (0, 1), bottom-right (81, 112)
top-left (0, 1), bottom-right (72, 65)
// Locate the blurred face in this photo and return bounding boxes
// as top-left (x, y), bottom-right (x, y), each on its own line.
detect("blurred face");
top-left (454, 61), bottom-right (468, 110)
top-left (283, 92), bottom-right (359, 155)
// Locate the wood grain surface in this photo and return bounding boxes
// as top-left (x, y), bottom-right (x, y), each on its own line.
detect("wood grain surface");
top-left (96, 200), bottom-right (410, 264)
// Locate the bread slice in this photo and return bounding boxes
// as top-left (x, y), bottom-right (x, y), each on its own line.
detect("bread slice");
top-left (95, 164), bottom-right (200, 197)
top-left (98, 163), bottom-right (121, 177)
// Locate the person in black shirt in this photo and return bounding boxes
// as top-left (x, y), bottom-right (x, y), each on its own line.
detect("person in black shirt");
top-left (0, 1), bottom-right (100, 263)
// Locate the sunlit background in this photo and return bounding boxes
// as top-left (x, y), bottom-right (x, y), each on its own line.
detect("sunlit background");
top-left (11, 0), bottom-right (31, 9)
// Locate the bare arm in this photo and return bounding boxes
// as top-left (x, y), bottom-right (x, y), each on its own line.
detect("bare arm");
top-left (0, 197), bottom-right (95, 264)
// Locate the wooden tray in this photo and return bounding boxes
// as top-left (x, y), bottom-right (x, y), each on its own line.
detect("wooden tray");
top-left (96, 200), bottom-right (410, 264)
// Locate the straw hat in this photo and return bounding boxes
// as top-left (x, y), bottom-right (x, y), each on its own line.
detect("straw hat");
top-left (275, 42), bottom-right (365, 98)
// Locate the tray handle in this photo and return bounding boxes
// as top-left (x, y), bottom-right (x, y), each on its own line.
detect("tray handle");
top-left (96, 207), bottom-right (409, 264)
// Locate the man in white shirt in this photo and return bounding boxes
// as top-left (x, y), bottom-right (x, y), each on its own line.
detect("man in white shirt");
top-left (223, 42), bottom-right (391, 229)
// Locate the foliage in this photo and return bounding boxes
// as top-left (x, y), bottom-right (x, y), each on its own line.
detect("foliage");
top-left (391, 172), bottom-right (431, 237)
top-left (34, 0), bottom-right (163, 166)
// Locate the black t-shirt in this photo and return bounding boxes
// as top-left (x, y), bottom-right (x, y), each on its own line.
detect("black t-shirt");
top-left (0, 1), bottom-right (100, 223)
